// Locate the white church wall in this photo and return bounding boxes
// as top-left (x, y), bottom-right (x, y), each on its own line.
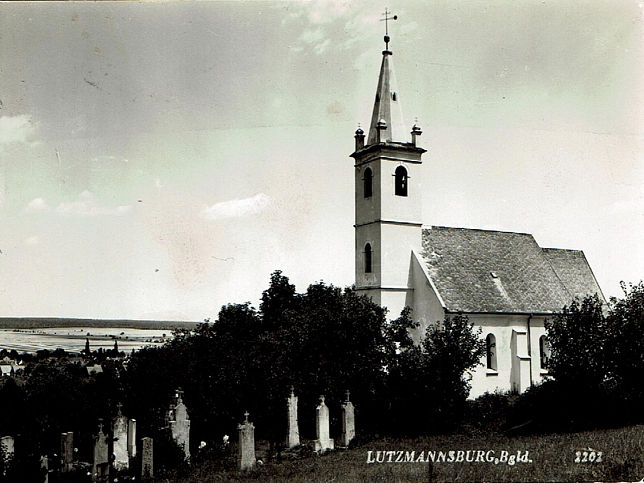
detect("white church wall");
top-left (378, 158), bottom-right (422, 224)
top-left (355, 223), bottom-right (381, 288)
top-left (467, 314), bottom-right (531, 399)
top-left (529, 317), bottom-right (550, 385)
top-left (469, 315), bottom-right (514, 398)
top-left (381, 290), bottom-right (412, 325)
top-left (354, 160), bottom-right (381, 227)
top-left (467, 314), bottom-right (554, 398)
top-left (407, 250), bottom-right (445, 344)
top-left (380, 223), bottom-right (421, 288)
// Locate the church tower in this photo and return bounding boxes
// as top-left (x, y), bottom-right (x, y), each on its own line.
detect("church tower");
top-left (351, 26), bottom-right (426, 319)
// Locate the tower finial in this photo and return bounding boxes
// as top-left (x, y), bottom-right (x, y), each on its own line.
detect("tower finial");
top-left (380, 8), bottom-right (398, 51)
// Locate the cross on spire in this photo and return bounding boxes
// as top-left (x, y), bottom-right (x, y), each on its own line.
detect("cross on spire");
top-left (380, 8), bottom-right (398, 51)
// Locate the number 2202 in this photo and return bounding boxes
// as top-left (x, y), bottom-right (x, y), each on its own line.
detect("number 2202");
top-left (575, 450), bottom-right (602, 463)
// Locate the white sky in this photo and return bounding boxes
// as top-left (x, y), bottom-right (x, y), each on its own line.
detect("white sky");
top-left (0, 0), bottom-right (642, 320)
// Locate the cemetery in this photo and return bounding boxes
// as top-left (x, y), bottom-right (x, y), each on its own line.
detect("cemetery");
top-left (0, 386), bottom-right (357, 481)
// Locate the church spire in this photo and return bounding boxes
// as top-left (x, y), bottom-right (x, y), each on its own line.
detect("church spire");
top-left (367, 10), bottom-right (407, 145)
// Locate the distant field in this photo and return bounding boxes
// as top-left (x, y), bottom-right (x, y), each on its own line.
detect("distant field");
top-left (0, 317), bottom-right (201, 330)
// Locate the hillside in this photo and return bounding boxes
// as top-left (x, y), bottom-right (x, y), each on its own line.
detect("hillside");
top-left (0, 317), bottom-right (201, 330)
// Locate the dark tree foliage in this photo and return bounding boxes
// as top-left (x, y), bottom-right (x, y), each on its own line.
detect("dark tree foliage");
top-left (386, 312), bottom-right (486, 435)
top-left (544, 294), bottom-right (608, 388)
top-left (0, 358), bottom-right (124, 479)
top-left (527, 285), bottom-right (644, 431)
top-left (606, 282), bottom-right (644, 405)
top-left (544, 288), bottom-right (644, 397)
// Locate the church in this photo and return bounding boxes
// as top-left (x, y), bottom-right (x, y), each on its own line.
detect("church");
top-left (351, 31), bottom-right (606, 398)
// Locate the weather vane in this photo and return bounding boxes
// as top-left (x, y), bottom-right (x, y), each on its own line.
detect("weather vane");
top-left (380, 8), bottom-right (398, 51)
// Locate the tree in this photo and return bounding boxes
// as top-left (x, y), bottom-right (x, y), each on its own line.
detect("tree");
top-left (386, 312), bottom-right (485, 434)
top-left (122, 271), bottom-right (405, 445)
top-left (544, 294), bottom-right (608, 388)
top-left (534, 288), bottom-right (644, 430)
top-left (606, 282), bottom-right (644, 409)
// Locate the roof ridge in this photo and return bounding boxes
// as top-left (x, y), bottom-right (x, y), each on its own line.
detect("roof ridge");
top-left (423, 225), bottom-right (534, 237)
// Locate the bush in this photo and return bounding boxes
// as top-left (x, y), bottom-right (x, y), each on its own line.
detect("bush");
top-left (463, 391), bottom-right (515, 433)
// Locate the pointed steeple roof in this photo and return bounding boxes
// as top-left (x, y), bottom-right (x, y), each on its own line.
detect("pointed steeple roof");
top-left (367, 48), bottom-right (407, 145)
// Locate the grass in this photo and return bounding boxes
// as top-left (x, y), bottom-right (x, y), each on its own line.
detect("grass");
top-left (173, 425), bottom-right (644, 482)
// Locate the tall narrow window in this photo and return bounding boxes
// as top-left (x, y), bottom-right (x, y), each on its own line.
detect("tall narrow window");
top-left (363, 167), bottom-right (373, 198)
top-left (395, 166), bottom-right (408, 196)
top-left (364, 243), bottom-right (372, 273)
top-left (486, 333), bottom-right (497, 371)
top-left (540, 335), bottom-right (550, 369)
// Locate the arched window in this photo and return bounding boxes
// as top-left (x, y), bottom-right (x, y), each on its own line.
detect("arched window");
top-left (540, 335), bottom-right (551, 369)
top-left (394, 166), bottom-right (408, 196)
top-left (486, 333), bottom-right (497, 371)
top-left (364, 243), bottom-right (372, 273)
top-left (363, 167), bottom-right (373, 198)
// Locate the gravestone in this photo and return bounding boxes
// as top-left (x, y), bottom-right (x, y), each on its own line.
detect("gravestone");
top-left (112, 407), bottom-right (129, 470)
top-left (127, 418), bottom-right (137, 461)
top-left (286, 386), bottom-right (300, 448)
top-left (141, 437), bottom-right (153, 480)
top-left (339, 390), bottom-right (356, 447)
top-left (60, 432), bottom-right (74, 472)
top-left (168, 389), bottom-right (191, 459)
top-left (237, 411), bottom-right (256, 471)
top-left (313, 395), bottom-right (334, 453)
top-left (92, 419), bottom-right (110, 481)
top-left (1, 436), bottom-right (15, 475)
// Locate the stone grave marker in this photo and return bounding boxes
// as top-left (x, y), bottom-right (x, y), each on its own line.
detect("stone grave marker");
top-left (286, 386), bottom-right (300, 448)
top-left (237, 411), bottom-right (256, 471)
top-left (92, 419), bottom-right (110, 481)
top-left (168, 389), bottom-right (191, 459)
top-left (314, 395), bottom-right (334, 453)
top-left (127, 418), bottom-right (137, 461)
top-left (60, 432), bottom-right (74, 473)
top-left (339, 390), bottom-right (356, 447)
top-left (141, 437), bottom-right (153, 480)
top-left (112, 406), bottom-right (129, 470)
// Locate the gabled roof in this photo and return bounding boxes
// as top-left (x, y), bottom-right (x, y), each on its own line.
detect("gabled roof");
top-left (421, 226), bottom-right (606, 314)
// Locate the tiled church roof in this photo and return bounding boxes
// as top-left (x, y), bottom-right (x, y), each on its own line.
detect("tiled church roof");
top-left (421, 226), bottom-right (606, 314)
top-left (542, 248), bottom-right (605, 303)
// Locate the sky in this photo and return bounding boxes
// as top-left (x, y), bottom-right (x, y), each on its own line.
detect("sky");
top-left (0, 0), bottom-right (642, 321)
